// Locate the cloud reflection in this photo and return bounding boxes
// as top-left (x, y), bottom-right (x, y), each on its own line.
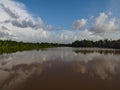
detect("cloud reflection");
top-left (72, 58), bottom-right (120, 80)
top-left (0, 47), bottom-right (120, 89)
top-left (0, 62), bottom-right (52, 90)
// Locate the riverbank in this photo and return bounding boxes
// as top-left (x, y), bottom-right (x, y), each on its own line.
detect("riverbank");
top-left (0, 39), bottom-right (120, 54)
top-left (0, 40), bottom-right (66, 54)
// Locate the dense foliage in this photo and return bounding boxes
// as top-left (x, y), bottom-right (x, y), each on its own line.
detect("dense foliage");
top-left (0, 39), bottom-right (120, 54)
top-left (72, 39), bottom-right (120, 49)
top-left (0, 40), bottom-right (66, 54)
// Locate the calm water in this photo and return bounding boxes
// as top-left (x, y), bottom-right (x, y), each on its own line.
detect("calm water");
top-left (0, 47), bottom-right (120, 90)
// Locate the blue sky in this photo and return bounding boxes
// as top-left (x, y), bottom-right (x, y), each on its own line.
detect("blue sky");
top-left (18, 0), bottom-right (109, 29)
top-left (0, 0), bottom-right (120, 43)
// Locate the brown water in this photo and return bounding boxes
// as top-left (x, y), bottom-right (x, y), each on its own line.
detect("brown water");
top-left (0, 47), bottom-right (120, 90)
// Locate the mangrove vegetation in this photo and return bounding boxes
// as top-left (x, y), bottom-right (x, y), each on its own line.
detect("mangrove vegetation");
top-left (72, 39), bottom-right (120, 49)
top-left (0, 40), bottom-right (66, 54)
top-left (0, 39), bottom-right (120, 54)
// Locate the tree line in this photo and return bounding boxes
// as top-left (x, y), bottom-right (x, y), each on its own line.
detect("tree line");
top-left (0, 40), bottom-right (66, 54)
top-left (0, 39), bottom-right (120, 54)
top-left (71, 39), bottom-right (120, 49)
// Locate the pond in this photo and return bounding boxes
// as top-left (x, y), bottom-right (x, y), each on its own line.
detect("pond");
top-left (0, 47), bottom-right (120, 90)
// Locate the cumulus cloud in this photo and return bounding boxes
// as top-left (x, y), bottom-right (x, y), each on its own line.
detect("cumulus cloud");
top-left (43, 25), bottom-right (53, 31)
top-left (0, 0), bottom-right (49, 42)
top-left (0, 0), bottom-right (44, 29)
top-left (72, 12), bottom-right (120, 40)
top-left (0, 0), bottom-right (32, 21)
top-left (90, 12), bottom-right (118, 34)
top-left (0, 0), bottom-right (99, 43)
top-left (72, 19), bottom-right (87, 30)
top-left (0, 3), bottom-right (19, 19)
top-left (0, 0), bottom-right (120, 43)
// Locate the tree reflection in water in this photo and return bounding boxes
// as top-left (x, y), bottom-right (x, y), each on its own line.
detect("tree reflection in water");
top-left (0, 47), bottom-right (120, 90)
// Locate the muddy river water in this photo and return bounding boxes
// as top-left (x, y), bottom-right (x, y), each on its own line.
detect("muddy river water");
top-left (0, 47), bottom-right (120, 90)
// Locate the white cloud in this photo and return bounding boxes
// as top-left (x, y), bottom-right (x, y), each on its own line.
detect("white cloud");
top-left (0, 0), bottom-right (95, 43)
top-left (43, 25), bottom-right (53, 31)
top-left (0, 0), bottom-right (50, 42)
top-left (90, 12), bottom-right (118, 34)
top-left (72, 19), bottom-right (87, 30)
top-left (71, 12), bottom-right (120, 40)
top-left (0, 0), bottom-right (120, 43)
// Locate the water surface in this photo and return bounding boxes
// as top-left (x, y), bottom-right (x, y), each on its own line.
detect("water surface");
top-left (0, 47), bottom-right (120, 90)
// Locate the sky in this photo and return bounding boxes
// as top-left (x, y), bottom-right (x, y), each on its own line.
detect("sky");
top-left (18, 0), bottom-right (109, 29)
top-left (0, 0), bottom-right (120, 43)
